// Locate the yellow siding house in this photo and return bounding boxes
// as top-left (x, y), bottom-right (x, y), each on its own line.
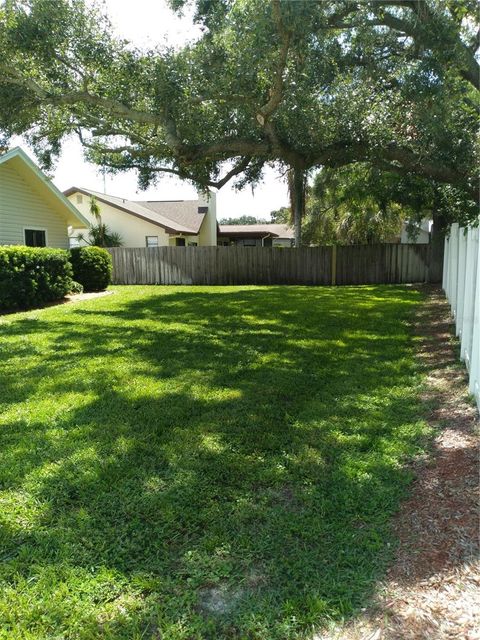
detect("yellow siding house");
top-left (0, 147), bottom-right (89, 248)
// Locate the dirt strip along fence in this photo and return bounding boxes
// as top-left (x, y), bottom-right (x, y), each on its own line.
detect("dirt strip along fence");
top-left (108, 243), bottom-right (430, 286)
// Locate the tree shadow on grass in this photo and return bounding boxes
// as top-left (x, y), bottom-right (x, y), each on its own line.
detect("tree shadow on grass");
top-left (0, 286), bottom-right (429, 639)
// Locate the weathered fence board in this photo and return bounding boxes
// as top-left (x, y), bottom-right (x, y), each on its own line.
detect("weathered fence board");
top-left (108, 243), bottom-right (429, 287)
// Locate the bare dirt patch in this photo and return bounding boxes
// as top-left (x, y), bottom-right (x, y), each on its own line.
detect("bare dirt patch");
top-left (198, 584), bottom-right (243, 616)
top-left (65, 290), bottom-right (114, 304)
top-left (316, 286), bottom-right (479, 640)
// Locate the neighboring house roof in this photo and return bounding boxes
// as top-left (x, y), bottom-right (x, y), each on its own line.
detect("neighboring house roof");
top-left (219, 223), bottom-right (294, 238)
top-left (136, 200), bottom-right (205, 235)
top-left (0, 148), bottom-right (90, 228)
top-left (64, 187), bottom-right (205, 235)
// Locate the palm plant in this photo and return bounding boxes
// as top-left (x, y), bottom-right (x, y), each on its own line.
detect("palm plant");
top-left (76, 196), bottom-right (123, 247)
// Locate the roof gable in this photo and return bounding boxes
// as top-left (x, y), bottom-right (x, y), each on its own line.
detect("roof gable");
top-left (0, 148), bottom-right (89, 228)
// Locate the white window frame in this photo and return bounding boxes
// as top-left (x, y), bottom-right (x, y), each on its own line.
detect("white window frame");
top-left (146, 235), bottom-right (159, 248)
top-left (69, 236), bottom-right (81, 248)
top-left (23, 226), bottom-right (48, 247)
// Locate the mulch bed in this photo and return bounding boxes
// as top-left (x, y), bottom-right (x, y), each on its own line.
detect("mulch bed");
top-left (318, 286), bottom-right (479, 640)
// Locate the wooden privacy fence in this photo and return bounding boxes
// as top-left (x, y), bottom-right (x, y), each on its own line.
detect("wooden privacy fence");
top-left (108, 243), bottom-right (430, 286)
top-left (442, 223), bottom-right (480, 409)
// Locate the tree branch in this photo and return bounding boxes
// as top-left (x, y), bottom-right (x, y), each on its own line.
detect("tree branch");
top-left (373, 3), bottom-right (480, 90)
top-left (309, 140), bottom-right (477, 201)
top-left (49, 91), bottom-right (161, 125)
top-left (256, 0), bottom-right (291, 124)
top-left (213, 156), bottom-right (253, 188)
top-left (101, 154), bottom-right (254, 190)
top-left (321, 1), bottom-right (480, 91)
top-left (254, 0), bottom-right (293, 160)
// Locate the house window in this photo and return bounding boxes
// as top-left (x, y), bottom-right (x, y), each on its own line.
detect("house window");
top-left (146, 236), bottom-right (159, 248)
top-left (76, 194), bottom-right (83, 204)
top-left (24, 229), bottom-right (46, 247)
top-left (242, 238), bottom-right (257, 247)
top-left (188, 242), bottom-right (198, 247)
top-left (176, 238), bottom-right (186, 246)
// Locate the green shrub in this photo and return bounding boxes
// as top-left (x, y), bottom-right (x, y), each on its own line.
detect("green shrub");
top-left (69, 280), bottom-right (84, 295)
top-left (69, 246), bottom-right (112, 292)
top-left (0, 246), bottom-right (73, 311)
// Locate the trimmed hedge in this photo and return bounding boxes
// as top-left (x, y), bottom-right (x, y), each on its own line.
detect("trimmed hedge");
top-left (69, 246), bottom-right (112, 292)
top-left (0, 246), bottom-right (73, 311)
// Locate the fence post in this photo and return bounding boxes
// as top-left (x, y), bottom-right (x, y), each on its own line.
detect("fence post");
top-left (331, 245), bottom-right (337, 286)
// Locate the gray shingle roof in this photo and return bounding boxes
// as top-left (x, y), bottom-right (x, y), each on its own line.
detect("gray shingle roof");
top-left (137, 200), bottom-right (204, 234)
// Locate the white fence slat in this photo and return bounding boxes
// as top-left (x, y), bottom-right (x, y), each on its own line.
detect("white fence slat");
top-left (447, 223), bottom-right (459, 311)
top-left (442, 235), bottom-right (450, 294)
top-left (443, 221), bottom-right (480, 410)
top-left (460, 227), bottom-right (479, 365)
top-left (456, 229), bottom-right (468, 337)
top-left (469, 230), bottom-right (480, 403)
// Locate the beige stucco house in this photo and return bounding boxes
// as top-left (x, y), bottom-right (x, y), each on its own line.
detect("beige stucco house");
top-left (0, 147), bottom-right (89, 248)
top-left (65, 187), bottom-right (218, 247)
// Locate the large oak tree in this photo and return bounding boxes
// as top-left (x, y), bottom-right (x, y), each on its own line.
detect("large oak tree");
top-left (1, 0), bottom-right (478, 257)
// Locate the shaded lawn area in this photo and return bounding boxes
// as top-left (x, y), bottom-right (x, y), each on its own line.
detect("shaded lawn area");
top-left (0, 285), bottom-right (430, 640)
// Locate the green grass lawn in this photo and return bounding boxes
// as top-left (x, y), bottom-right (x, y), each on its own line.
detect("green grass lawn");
top-left (0, 285), bottom-right (430, 640)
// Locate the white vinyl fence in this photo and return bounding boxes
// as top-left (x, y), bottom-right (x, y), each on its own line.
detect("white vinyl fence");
top-left (442, 223), bottom-right (480, 409)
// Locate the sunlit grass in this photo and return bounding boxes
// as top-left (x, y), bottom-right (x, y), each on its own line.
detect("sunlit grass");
top-left (0, 285), bottom-right (429, 639)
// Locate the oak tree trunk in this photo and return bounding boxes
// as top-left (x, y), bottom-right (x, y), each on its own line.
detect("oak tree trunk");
top-left (291, 167), bottom-right (305, 248)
